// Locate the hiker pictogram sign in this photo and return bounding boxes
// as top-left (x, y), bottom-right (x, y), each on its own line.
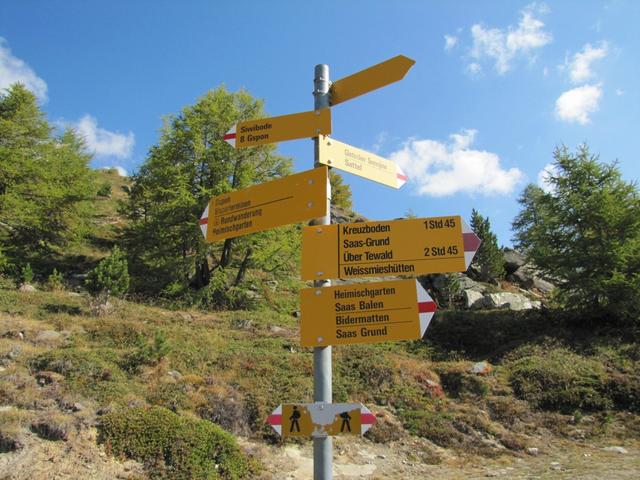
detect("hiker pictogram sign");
top-left (267, 402), bottom-right (375, 438)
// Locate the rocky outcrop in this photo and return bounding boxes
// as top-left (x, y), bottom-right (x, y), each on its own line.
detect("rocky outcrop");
top-left (487, 292), bottom-right (541, 311)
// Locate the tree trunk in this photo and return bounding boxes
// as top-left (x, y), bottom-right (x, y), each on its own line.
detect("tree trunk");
top-left (234, 246), bottom-right (253, 286)
top-left (220, 238), bottom-right (233, 268)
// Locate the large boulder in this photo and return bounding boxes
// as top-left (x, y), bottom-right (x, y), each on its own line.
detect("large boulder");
top-left (487, 292), bottom-right (541, 311)
top-left (510, 265), bottom-right (555, 294)
top-left (463, 289), bottom-right (487, 309)
top-left (503, 249), bottom-right (526, 274)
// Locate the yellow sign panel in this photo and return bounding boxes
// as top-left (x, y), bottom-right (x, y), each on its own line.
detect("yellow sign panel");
top-left (330, 55), bottom-right (415, 106)
top-left (204, 167), bottom-right (328, 242)
top-left (300, 279), bottom-right (436, 347)
top-left (280, 404), bottom-right (362, 438)
top-left (227, 108), bottom-right (331, 148)
top-left (301, 216), bottom-right (466, 280)
top-left (318, 136), bottom-right (407, 189)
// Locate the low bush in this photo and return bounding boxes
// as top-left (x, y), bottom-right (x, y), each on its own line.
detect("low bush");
top-left (98, 406), bottom-right (256, 479)
top-left (506, 345), bottom-right (611, 412)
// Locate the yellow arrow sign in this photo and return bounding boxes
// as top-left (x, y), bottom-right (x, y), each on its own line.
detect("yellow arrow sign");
top-left (223, 108), bottom-right (331, 148)
top-left (318, 135), bottom-right (408, 188)
top-left (330, 55), bottom-right (415, 106)
top-left (201, 167), bottom-right (328, 242)
top-left (300, 279), bottom-right (436, 347)
top-left (301, 216), bottom-right (481, 280)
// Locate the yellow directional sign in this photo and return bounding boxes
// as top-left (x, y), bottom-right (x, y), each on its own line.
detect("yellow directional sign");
top-left (267, 402), bottom-right (375, 437)
top-left (301, 216), bottom-right (481, 280)
top-left (330, 55), bottom-right (415, 106)
top-left (300, 279), bottom-right (436, 347)
top-left (223, 108), bottom-right (331, 148)
top-left (201, 167), bottom-right (328, 242)
top-left (318, 136), bottom-right (408, 188)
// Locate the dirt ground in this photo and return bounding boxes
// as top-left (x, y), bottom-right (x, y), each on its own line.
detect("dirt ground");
top-left (0, 431), bottom-right (638, 479)
top-left (248, 436), bottom-right (640, 480)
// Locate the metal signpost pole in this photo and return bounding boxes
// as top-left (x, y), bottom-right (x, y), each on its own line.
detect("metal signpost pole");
top-left (313, 63), bottom-right (332, 480)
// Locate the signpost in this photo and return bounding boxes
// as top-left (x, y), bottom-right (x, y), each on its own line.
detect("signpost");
top-left (223, 108), bottom-right (331, 148)
top-left (200, 167), bottom-right (328, 242)
top-left (301, 216), bottom-right (481, 281)
top-left (318, 136), bottom-right (408, 189)
top-left (267, 402), bottom-right (376, 438)
top-left (330, 55), bottom-right (415, 106)
top-left (300, 279), bottom-right (436, 347)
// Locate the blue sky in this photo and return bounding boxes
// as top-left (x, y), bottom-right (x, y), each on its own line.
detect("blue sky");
top-left (1, 1), bottom-right (638, 246)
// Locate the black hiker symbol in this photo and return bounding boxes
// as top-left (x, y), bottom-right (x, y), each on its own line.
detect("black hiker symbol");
top-left (340, 411), bottom-right (351, 432)
top-left (289, 406), bottom-right (301, 433)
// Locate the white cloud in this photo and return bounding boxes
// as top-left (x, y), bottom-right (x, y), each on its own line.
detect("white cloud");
top-left (74, 115), bottom-right (134, 159)
top-left (0, 37), bottom-right (48, 101)
top-left (467, 62), bottom-right (482, 75)
top-left (537, 162), bottom-right (559, 193)
top-left (615, 88), bottom-right (624, 96)
top-left (469, 4), bottom-right (552, 74)
top-left (444, 34), bottom-right (458, 51)
top-left (566, 42), bottom-right (608, 83)
top-left (389, 129), bottom-right (523, 197)
top-left (555, 84), bottom-right (602, 124)
top-left (100, 166), bottom-right (128, 177)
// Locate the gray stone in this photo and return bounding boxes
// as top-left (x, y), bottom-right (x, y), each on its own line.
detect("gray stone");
top-left (35, 330), bottom-right (62, 344)
top-left (463, 289), bottom-right (486, 309)
top-left (19, 283), bottom-right (37, 292)
top-left (167, 370), bottom-right (182, 380)
top-left (532, 276), bottom-right (555, 294)
top-left (503, 250), bottom-right (526, 274)
top-left (526, 447), bottom-right (539, 456)
top-left (487, 292), bottom-right (538, 311)
top-left (470, 361), bottom-right (492, 375)
top-left (603, 446), bottom-right (628, 454)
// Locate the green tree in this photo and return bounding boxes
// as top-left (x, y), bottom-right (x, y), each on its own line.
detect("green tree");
top-left (469, 209), bottom-right (503, 281)
top-left (120, 87), bottom-right (294, 298)
top-left (0, 84), bottom-right (95, 267)
top-left (85, 246), bottom-right (130, 299)
top-left (512, 145), bottom-right (640, 322)
top-left (330, 170), bottom-right (352, 210)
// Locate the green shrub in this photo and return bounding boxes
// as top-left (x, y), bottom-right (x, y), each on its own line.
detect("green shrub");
top-left (507, 346), bottom-right (611, 412)
top-left (439, 370), bottom-right (489, 399)
top-left (46, 268), bottom-right (64, 291)
top-left (98, 406), bottom-right (255, 479)
top-left (97, 181), bottom-right (112, 197)
top-left (122, 331), bottom-right (171, 372)
top-left (85, 246), bottom-right (130, 299)
top-left (21, 263), bottom-right (34, 284)
top-left (196, 270), bottom-right (258, 311)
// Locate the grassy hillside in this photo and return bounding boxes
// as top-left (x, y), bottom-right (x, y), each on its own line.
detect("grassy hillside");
top-left (1, 169), bottom-right (639, 479)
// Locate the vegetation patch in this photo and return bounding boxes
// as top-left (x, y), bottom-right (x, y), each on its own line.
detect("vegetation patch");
top-left (506, 345), bottom-right (611, 412)
top-left (98, 406), bottom-right (256, 479)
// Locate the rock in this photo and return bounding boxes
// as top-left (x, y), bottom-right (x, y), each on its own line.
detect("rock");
top-left (487, 292), bottom-right (539, 311)
top-left (19, 283), bottom-right (37, 292)
top-left (291, 311), bottom-right (301, 318)
top-left (470, 361), bottom-right (492, 376)
top-left (424, 379), bottom-right (445, 398)
top-left (71, 402), bottom-right (84, 412)
top-left (503, 250), bottom-right (526, 274)
top-left (167, 370), bottom-right (182, 380)
top-left (0, 406), bottom-right (14, 412)
top-left (35, 371), bottom-right (65, 386)
top-left (6, 345), bottom-right (21, 360)
top-left (35, 330), bottom-right (62, 344)
top-left (603, 446), bottom-right (628, 454)
top-left (463, 289), bottom-right (486, 309)
top-left (526, 447), bottom-right (540, 456)
top-left (532, 276), bottom-right (555, 294)
top-left (269, 325), bottom-right (286, 335)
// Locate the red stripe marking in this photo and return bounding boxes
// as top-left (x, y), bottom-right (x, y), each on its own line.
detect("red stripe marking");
top-left (418, 301), bottom-right (437, 313)
top-left (396, 173), bottom-right (408, 181)
top-left (267, 414), bottom-right (281, 426)
top-left (463, 232), bottom-right (481, 252)
top-left (223, 133), bottom-right (236, 141)
top-left (361, 413), bottom-right (377, 425)
top-left (199, 218), bottom-right (208, 225)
